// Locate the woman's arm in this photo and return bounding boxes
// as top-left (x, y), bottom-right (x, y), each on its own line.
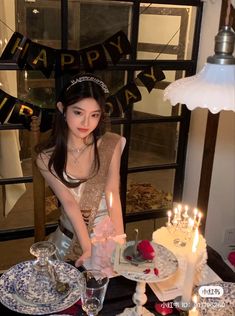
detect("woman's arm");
top-left (36, 153), bottom-right (91, 266)
top-left (105, 137), bottom-right (126, 235)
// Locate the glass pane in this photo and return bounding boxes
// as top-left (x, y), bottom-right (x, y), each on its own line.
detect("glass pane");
top-left (17, 71), bottom-right (56, 109)
top-left (126, 219), bottom-right (155, 241)
top-left (126, 170), bottom-right (174, 213)
top-left (0, 129), bottom-right (27, 180)
top-left (129, 122), bottom-right (179, 167)
top-left (16, 0), bottom-right (61, 48)
top-left (0, 180), bottom-right (59, 230)
top-left (138, 4), bottom-right (197, 60)
top-left (0, 182), bottom-right (34, 229)
top-left (68, 0), bottom-right (132, 51)
top-left (134, 70), bottom-right (185, 117)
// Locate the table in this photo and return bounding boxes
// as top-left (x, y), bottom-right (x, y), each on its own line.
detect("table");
top-left (0, 246), bottom-right (234, 316)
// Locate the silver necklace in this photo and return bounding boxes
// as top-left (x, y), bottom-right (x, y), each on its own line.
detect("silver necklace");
top-left (68, 144), bottom-right (88, 164)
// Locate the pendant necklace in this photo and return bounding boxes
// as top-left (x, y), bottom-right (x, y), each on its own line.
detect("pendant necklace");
top-left (68, 144), bottom-right (88, 164)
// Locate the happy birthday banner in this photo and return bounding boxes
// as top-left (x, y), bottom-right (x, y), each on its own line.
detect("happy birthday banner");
top-left (0, 31), bottom-right (165, 131)
top-left (0, 31), bottom-right (132, 77)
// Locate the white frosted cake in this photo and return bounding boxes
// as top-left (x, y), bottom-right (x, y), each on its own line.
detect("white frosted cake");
top-left (151, 226), bottom-right (208, 300)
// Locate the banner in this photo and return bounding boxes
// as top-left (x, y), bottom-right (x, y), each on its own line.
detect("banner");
top-left (0, 31), bottom-right (165, 130)
top-left (0, 63), bottom-right (165, 129)
top-left (0, 30), bottom-right (132, 77)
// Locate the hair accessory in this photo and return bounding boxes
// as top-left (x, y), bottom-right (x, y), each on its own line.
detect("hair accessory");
top-left (66, 75), bottom-right (109, 94)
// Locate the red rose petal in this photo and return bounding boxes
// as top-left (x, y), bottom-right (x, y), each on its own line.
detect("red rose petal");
top-left (126, 255), bottom-right (132, 261)
top-left (154, 267), bottom-right (159, 276)
top-left (143, 268), bottom-right (151, 274)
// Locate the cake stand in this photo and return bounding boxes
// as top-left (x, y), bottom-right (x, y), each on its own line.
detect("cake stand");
top-left (116, 243), bottom-right (179, 316)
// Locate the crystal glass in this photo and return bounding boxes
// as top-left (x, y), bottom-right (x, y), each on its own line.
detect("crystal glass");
top-left (14, 241), bottom-right (60, 305)
top-left (79, 270), bottom-right (109, 316)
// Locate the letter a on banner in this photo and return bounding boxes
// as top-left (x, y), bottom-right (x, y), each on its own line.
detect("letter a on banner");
top-left (27, 42), bottom-right (56, 78)
top-left (116, 82), bottom-right (142, 112)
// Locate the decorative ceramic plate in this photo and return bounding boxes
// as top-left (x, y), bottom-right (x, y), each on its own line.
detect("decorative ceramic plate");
top-left (121, 242), bottom-right (178, 283)
top-left (195, 282), bottom-right (235, 316)
top-left (0, 260), bottom-right (81, 315)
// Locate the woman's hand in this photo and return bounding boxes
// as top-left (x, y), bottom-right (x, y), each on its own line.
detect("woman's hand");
top-left (75, 248), bottom-right (91, 268)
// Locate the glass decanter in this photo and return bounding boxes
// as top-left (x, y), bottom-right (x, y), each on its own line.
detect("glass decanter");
top-left (14, 241), bottom-right (65, 305)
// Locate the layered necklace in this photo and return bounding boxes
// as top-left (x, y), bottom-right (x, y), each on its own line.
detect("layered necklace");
top-left (68, 143), bottom-right (88, 164)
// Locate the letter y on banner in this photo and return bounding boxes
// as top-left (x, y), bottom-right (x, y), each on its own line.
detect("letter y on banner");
top-left (137, 64), bottom-right (165, 93)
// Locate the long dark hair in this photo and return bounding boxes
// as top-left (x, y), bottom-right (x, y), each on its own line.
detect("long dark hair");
top-left (36, 73), bottom-right (108, 187)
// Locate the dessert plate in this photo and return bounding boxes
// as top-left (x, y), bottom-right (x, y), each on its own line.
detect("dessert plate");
top-left (116, 241), bottom-right (178, 283)
top-left (0, 260), bottom-right (81, 315)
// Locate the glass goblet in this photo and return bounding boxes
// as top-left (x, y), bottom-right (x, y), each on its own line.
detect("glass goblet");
top-left (15, 241), bottom-right (57, 305)
top-left (79, 270), bottom-right (109, 316)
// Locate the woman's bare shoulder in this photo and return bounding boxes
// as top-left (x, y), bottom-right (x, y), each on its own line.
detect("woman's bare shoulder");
top-left (36, 148), bottom-right (54, 169)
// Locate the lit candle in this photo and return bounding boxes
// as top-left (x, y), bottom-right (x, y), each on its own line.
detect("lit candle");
top-left (183, 205), bottom-right (189, 220)
top-left (189, 294), bottom-right (199, 316)
top-left (178, 204), bottom-right (182, 219)
top-left (172, 208), bottom-right (178, 225)
top-left (167, 210), bottom-right (172, 226)
top-left (193, 208), bottom-right (198, 221)
top-left (197, 212), bottom-right (202, 228)
top-left (109, 192), bottom-right (113, 209)
top-left (181, 228), bottom-right (199, 307)
top-left (187, 218), bottom-right (194, 230)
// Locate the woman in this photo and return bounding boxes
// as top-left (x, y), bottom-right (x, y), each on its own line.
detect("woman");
top-left (36, 73), bottom-right (126, 269)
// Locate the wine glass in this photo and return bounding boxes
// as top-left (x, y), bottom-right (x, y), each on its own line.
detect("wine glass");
top-left (79, 270), bottom-right (109, 316)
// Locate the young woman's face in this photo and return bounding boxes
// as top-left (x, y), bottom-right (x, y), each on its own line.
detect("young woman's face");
top-left (65, 97), bottom-right (102, 139)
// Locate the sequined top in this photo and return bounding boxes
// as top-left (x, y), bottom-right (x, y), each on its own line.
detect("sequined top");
top-left (49, 132), bottom-right (125, 260)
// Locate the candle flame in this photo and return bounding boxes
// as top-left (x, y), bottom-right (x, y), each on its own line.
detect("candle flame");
top-left (188, 218), bottom-right (194, 228)
top-left (109, 192), bottom-right (113, 209)
top-left (167, 210), bottom-right (172, 217)
top-left (192, 227), bottom-right (199, 253)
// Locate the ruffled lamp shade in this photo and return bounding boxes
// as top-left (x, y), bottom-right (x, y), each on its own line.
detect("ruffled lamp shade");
top-left (164, 26), bottom-right (235, 114)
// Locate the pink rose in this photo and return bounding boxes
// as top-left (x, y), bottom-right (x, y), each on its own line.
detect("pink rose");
top-left (228, 251), bottom-right (235, 267)
top-left (137, 240), bottom-right (155, 260)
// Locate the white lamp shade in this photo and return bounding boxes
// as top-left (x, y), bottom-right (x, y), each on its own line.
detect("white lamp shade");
top-left (164, 63), bottom-right (235, 113)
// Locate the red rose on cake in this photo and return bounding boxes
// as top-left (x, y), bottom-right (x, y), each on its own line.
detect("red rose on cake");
top-left (137, 240), bottom-right (155, 260)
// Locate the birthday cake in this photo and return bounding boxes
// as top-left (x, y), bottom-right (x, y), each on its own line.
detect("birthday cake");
top-left (151, 226), bottom-right (208, 300)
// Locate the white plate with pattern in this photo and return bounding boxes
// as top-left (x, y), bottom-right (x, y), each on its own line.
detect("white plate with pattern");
top-left (120, 242), bottom-right (179, 283)
top-left (0, 260), bottom-right (81, 315)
